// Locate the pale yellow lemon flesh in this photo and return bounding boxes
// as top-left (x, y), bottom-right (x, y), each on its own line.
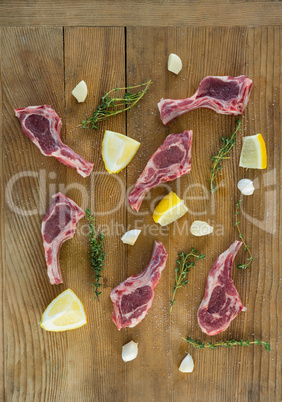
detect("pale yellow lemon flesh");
top-left (239, 133), bottom-right (267, 169)
top-left (40, 289), bottom-right (87, 331)
top-left (102, 130), bottom-right (140, 173)
top-left (153, 191), bottom-right (188, 226)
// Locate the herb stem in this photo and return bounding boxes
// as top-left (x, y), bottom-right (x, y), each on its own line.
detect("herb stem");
top-left (86, 208), bottom-right (106, 300)
top-left (234, 199), bottom-right (253, 269)
top-left (209, 119), bottom-right (242, 193)
top-left (183, 336), bottom-right (270, 351)
top-left (170, 249), bottom-right (205, 312)
top-left (81, 79), bottom-right (152, 130)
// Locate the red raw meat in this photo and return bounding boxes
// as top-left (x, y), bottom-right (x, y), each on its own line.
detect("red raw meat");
top-left (197, 240), bottom-right (246, 336)
top-left (158, 75), bottom-right (253, 125)
top-left (42, 192), bottom-right (85, 285)
top-left (110, 241), bottom-right (168, 330)
top-left (128, 130), bottom-right (192, 212)
top-left (15, 105), bottom-right (94, 177)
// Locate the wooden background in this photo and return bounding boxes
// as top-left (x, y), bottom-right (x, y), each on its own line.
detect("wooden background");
top-left (0, 2), bottom-right (281, 401)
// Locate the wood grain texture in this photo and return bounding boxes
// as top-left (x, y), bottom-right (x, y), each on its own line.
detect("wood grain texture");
top-left (0, 28), bottom-right (4, 401)
top-left (126, 26), bottom-right (281, 402)
top-left (1, 25), bottom-right (281, 401)
top-left (63, 26), bottom-right (126, 400)
top-left (2, 27), bottom-right (68, 401)
top-left (0, 1), bottom-right (281, 27)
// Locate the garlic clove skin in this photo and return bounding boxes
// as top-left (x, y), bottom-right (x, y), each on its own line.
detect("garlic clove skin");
top-left (190, 221), bottom-right (213, 236)
top-left (122, 340), bottom-right (138, 362)
top-left (168, 53), bottom-right (182, 75)
top-left (72, 80), bottom-right (88, 103)
top-left (121, 229), bottom-right (141, 246)
top-left (237, 179), bottom-right (255, 196)
top-left (179, 353), bottom-right (194, 373)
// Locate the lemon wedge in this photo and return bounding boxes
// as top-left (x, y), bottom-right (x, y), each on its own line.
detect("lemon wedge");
top-left (153, 191), bottom-right (188, 226)
top-left (239, 134), bottom-right (267, 169)
top-left (102, 130), bottom-right (140, 173)
top-left (40, 289), bottom-right (87, 331)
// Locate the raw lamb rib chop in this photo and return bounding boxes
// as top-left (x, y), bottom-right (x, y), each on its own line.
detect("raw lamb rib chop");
top-left (128, 130), bottom-right (192, 212)
top-left (15, 105), bottom-right (94, 177)
top-left (197, 240), bottom-right (246, 336)
top-left (42, 192), bottom-right (85, 285)
top-left (110, 241), bottom-right (168, 330)
top-left (158, 75), bottom-right (253, 125)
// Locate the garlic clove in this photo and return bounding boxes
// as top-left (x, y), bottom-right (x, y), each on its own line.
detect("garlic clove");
top-left (72, 80), bottom-right (88, 103)
top-left (121, 229), bottom-right (141, 246)
top-left (179, 353), bottom-right (194, 373)
top-left (168, 53), bottom-right (182, 75)
top-left (190, 221), bottom-right (213, 236)
top-left (237, 179), bottom-right (255, 196)
top-left (122, 340), bottom-right (138, 362)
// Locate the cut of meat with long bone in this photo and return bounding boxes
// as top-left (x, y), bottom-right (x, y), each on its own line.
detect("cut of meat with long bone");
top-left (110, 241), bottom-right (168, 330)
top-left (128, 131), bottom-right (192, 212)
top-left (158, 75), bottom-right (253, 125)
top-left (197, 240), bottom-right (246, 336)
top-left (15, 105), bottom-right (94, 177)
top-left (42, 192), bottom-right (85, 285)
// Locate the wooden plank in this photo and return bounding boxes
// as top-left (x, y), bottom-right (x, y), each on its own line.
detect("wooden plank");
top-left (0, 29), bottom-right (4, 401)
top-left (0, 1), bottom-right (281, 27)
top-left (125, 28), bottom-right (172, 402)
top-left (244, 26), bottom-right (281, 402)
top-left (63, 27), bottom-right (126, 400)
top-left (1, 27), bottom-right (68, 401)
top-left (126, 26), bottom-right (280, 402)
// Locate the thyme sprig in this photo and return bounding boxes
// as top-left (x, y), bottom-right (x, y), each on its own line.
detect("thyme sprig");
top-left (81, 79), bottom-right (152, 129)
top-left (184, 336), bottom-right (270, 351)
top-left (170, 248), bottom-right (205, 312)
top-left (234, 199), bottom-right (253, 269)
top-left (86, 208), bottom-right (105, 301)
top-left (209, 119), bottom-right (242, 193)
